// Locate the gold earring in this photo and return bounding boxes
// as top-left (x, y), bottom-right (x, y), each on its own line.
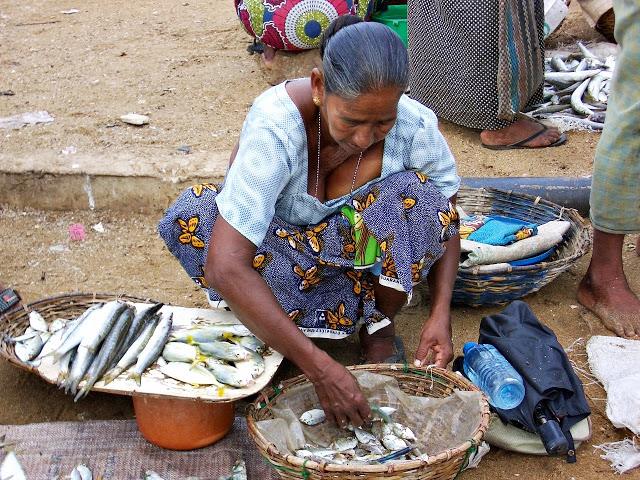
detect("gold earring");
top-left (313, 96), bottom-right (321, 107)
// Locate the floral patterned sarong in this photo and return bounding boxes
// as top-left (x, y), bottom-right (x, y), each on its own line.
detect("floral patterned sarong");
top-left (158, 171), bottom-right (459, 339)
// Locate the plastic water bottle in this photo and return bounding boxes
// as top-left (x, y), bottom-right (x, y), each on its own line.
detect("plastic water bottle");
top-left (463, 342), bottom-right (525, 410)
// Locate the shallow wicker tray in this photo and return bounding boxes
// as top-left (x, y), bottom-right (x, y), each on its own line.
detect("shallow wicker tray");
top-left (0, 293), bottom-right (284, 403)
top-left (454, 186), bottom-right (591, 307)
top-left (247, 364), bottom-right (491, 479)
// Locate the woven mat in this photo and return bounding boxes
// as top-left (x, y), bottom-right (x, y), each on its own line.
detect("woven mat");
top-left (0, 418), bottom-right (279, 479)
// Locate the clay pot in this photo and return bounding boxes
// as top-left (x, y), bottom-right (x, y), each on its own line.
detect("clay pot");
top-left (133, 395), bottom-right (234, 450)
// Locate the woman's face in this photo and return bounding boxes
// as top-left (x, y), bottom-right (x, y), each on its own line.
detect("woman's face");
top-left (323, 86), bottom-right (403, 154)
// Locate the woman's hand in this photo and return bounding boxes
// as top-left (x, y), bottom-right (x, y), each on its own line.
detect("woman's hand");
top-left (414, 314), bottom-right (453, 368)
top-left (307, 354), bottom-right (371, 428)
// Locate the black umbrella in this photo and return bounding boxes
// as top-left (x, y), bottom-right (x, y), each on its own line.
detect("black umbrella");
top-left (477, 300), bottom-right (591, 463)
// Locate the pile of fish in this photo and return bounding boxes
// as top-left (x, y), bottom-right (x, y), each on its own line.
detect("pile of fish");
top-left (295, 406), bottom-right (427, 465)
top-left (6, 301), bottom-right (268, 401)
top-left (527, 41), bottom-right (616, 130)
top-left (159, 321), bottom-right (267, 389)
top-left (8, 301), bottom-right (169, 401)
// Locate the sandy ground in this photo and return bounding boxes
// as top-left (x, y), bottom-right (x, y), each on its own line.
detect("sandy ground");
top-left (2, 0), bottom-right (638, 478)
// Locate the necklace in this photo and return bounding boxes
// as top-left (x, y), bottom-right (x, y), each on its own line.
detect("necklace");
top-left (314, 112), bottom-right (363, 200)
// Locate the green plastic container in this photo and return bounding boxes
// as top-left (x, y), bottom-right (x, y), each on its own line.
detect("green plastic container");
top-left (371, 5), bottom-right (407, 48)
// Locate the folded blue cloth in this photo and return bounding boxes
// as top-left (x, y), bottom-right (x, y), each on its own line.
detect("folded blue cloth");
top-left (467, 215), bottom-right (538, 246)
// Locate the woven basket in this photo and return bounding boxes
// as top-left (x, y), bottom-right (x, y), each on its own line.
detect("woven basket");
top-left (0, 292), bottom-right (155, 375)
top-left (453, 187), bottom-right (591, 307)
top-left (247, 364), bottom-right (491, 479)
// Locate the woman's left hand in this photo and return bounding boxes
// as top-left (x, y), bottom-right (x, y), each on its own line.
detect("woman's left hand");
top-left (413, 314), bottom-right (453, 368)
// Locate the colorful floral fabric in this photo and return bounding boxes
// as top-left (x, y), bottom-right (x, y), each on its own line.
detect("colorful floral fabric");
top-left (235, 0), bottom-right (375, 51)
top-left (159, 171), bottom-right (459, 339)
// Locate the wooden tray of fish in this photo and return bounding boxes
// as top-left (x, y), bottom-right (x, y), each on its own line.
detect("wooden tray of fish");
top-left (0, 293), bottom-right (283, 403)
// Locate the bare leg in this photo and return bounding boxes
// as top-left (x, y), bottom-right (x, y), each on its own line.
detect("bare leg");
top-left (480, 117), bottom-right (564, 148)
top-left (577, 230), bottom-right (640, 338)
top-left (359, 280), bottom-right (407, 363)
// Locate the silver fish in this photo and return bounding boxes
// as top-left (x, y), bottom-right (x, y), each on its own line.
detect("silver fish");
top-left (331, 436), bottom-right (358, 452)
top-left (65, 301), bottom-right (127, 394)
top-left (129, 312), bottom-right (173, 386)
top-left (29, 310), bottom-right (48, 332)
top-left (75, 306), bottom-right (135, 401)
top-left (0, 451), bottom-right (27, 480)
top-left (144, 471), bottom-right (165, 480)
top-left (70, 464), bottom-right (92, 480)
top-left (49, 318), bottom-right (67, 333)
top-left (52, 303), bottom-right (104, 362)
top-left (571, 78), bottom-right (595, 116)
top-left (234, 348), bottom-right (265, 379)
top-left (205, 359), bottom-right (254, 388)
top-left (299, 408), bottom-right (326, 426)
top-left (102, 314), bottom-right (159, 385)
top-left (228, 335), bottom-right (266, 354)
top-left (586, 71), bottom-right (613, 103)
top-left (545, 69), bottom-right (601, 85)
top-left (171, 324), bottom-right (252, 343)
top-left (577, 41), bottom-right (598, 60)
top-left (14, 332), bottom-right (43, 362)
top-left (57, 349), bottom-right (74, 384)
top-left (197, 341), bottom-right (250, 361)
top-left (160, 361), bottom-right (221, 386)
top-left (9, 327), bottom-right (37, 343)
top-left (550, 56), bottom-right (568, 72)
top-left (162, 342), bottom-right (200, 363)
top-left (392, 423), bottom-right (417, 441)
top-left (110, 302), bottom-right (164, 369)
top-left (382, 434), bottom-right (407, 451)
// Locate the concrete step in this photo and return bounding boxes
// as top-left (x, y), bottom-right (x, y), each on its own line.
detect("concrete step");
top-left (1, 151), bottom-right (229, 213)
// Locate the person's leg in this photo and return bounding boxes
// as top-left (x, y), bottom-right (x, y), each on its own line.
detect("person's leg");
top-left (577, 230), bottom-right (640, 337)
top-left (359, 281), bottom-right (407, 363)
top-left (578, 0), bottom-right (640, 338)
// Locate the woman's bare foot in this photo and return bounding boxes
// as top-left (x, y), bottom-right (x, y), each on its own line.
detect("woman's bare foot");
top-left (577, 231), bottom-right (640, 338)
top-left (359, 326), bottom-right (396, 363)
top-left (480, 117), bottom-right (564, 148)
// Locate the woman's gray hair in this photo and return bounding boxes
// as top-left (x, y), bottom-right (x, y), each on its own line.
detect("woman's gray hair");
top-left (320, 15), bottom-right (408, 99)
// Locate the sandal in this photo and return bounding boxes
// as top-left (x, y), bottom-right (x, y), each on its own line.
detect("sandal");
top-left (482, 118), bottom-right (567, 150)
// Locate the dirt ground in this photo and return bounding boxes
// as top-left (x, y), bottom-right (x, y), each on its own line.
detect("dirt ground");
top-left (2, 0), bottom-right (639, 478)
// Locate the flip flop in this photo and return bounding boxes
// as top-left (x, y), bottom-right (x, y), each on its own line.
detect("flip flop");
top-left (359, 335), bottom-right (407, 365)
top-left (482, 123), bottom-right (567, 150)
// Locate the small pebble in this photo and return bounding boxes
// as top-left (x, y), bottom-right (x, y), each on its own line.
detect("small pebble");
top-left (120, 113), bottom-right (149, 125)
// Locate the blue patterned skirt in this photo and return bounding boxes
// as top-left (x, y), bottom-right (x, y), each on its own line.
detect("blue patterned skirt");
top-left (158, 171), bottom-right (459, 339)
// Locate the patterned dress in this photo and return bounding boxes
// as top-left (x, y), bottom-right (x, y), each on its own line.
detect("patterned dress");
top-left (408, 0), bottom-right (546, 130)
top-left (159, 172), bottom-right (459, 339)
top-left (235, 0), bottom-right (375, 51)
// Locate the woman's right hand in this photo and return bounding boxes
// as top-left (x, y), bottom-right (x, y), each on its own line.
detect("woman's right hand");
top-left (307, 355), bottom-right (371, 428)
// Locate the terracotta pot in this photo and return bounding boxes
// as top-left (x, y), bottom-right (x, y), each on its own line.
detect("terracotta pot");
top-left (133, 395), bottom-right (235, 450)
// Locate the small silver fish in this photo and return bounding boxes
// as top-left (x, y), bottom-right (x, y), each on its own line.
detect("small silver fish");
top-left (228, 335), bottom-right (267, 355)
top-left (382, 434), bottom-right (408, 451)
top-left (162, 342), bottom-right (200, 363)
top-left (234, 348), bottom-right (265, 379)
top-left (205, 359), bottom-right (254, 388)
top-left (29, 310), bottom-right (49, 332)
top-left (144, 471), bottom-right (165, 480)
top-left (0, 451), bottom-right (27, 480)
top-left (70, 464), bottom-right (92, 480)
top-left (299, 408), bottom-right (326, 426)
top-left (171, 324), bottom-right (252, 343)
top-left (129, 312), bottom-right (173, 386)
top-left (15, 332), bottom-right (44, 362)
top-left (217, 460), bottom-right (247, 480)
top-left (392, 423), bottom-right (417, 441)
top-left (197, 341), bottom-right (250, 362)
top-left (331, 436), bottom-right (358, 452)
top-left (101, 314), bottom-right (159, 385)
top-left (48, 318), bottom-right (67, 333)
